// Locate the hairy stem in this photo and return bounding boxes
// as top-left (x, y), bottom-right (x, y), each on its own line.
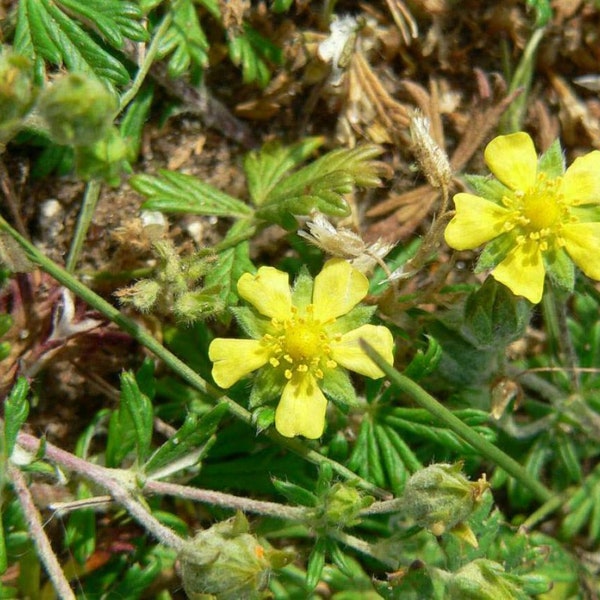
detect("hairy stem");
top-left (16, 431), bottom-right (186, 553)
top-left (361, 341), bottom-right (555, 504)
top-left (8, 464), bottom-right (77, 600)
top-left (0, 215), bottom-right (389, 499)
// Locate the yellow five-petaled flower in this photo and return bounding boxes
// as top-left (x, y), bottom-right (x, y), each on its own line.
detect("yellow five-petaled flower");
top-left (445, 132), bottom-right (600, 303)
top-left (209, 259), bottom-right (394, 439)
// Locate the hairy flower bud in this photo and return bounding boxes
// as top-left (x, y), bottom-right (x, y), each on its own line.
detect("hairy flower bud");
top-left (0, 51), bottom-right (35, 142)
top-left (38, 73), bottom-right (117, 146)
top-left (402, 463), bottom-right (488, 536)
top-left (179, 513), bottom-right (292, 600)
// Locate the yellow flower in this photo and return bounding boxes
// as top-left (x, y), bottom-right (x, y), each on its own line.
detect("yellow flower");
top-left (209, 259), bottom-right (394, 439)
top-left (445, 132), bottom-right (600, 303)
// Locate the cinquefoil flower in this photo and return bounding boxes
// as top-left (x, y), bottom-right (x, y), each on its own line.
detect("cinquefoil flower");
top-left (445, 132), bottom-right (600, 303)
top-left (209, 259), bottom-right (394, 439)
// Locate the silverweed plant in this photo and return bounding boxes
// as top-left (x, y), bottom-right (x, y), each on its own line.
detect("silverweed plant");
top-left (1, 1), bottom-right (600, 599)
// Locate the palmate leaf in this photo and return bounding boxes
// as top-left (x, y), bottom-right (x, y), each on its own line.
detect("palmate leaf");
top-left (157, 0), bottom-right (210, 78)
top-left (254, 144), bottom-right (389, 227)
top-left (14, 0), bottom-right (148, 86)
top-left (131, 170), bottom-right (253, 218)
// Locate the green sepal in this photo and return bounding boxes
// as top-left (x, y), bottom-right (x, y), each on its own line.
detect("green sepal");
top-left (231, 306), bottom-right (272, 339)
top-left (544, 246), bottom-right (575, 292)
top-left (327, 305), bottom-right (377, 335)
top-left (321, 367), bottom-right (358, 409)
top-left (249, 366), bottom-right (284, 409)
top-left (272, 478), bottom-right (318, 507)
top-left (3, 377), bottom-right (30, 457)
top-left (463, 174), bottom-right (510, 204)
top-left (253, 406), bottom-right (275, 433)
top-left (475, 233), bottom-right (514, 272)
top-left (537, 139), bottom-right (565, 178)
top-left (291, 265), bottom-right (314, 310)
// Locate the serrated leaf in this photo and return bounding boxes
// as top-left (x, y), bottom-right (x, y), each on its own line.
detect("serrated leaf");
top-left (4, 378), bottom-right (30, 457)
top-left (157, 0), bottom-right (210, 78)
top-left (132, 170), bottom-right (252, 218)
top-left (15, 0), bottom-right (136, 86)
top-left (143, 403), bottom-right (228, 476)
top-left (463, 174), bottom-right (510, 203)
top-left (227, 24), bottom-right (282, 87)
top-left (204, 220), bottom-right (255, 305)
top-left (255, 145), bottom-right (387, 227)
top-left (55, 0), bottom-right (148, 48)
top-left (244, 137), bottom-right (325, 207)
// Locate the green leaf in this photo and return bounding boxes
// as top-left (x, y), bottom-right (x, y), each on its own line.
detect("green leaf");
top-left (132, 170), bottom-right (253, 218)
top-left (54, 0), bottom-right (148, 48)
top-left (4, 378), bottom-right (30, 457)
top-left (230, 306), bottom-right (271, 339)
top-left (249, 366), bottom-right (283, 409)
top-left (545, 246), bottom-right (575, 292)
top-left (244, 137), bottom-right (325, 206)
top-left (143, 403), bottom-right (228, 476)
top-left (157, 0), bottom-right (210, 78)
top-left (204, 220), bottom-right (256, 305)
top-left (120, 84), bottom-right (154, 163)
top-left (271, 0), bottom-right (294, 12)
top-left (306, 537), bottom-right (327, 590)
top-left (404, 336), bottom-right (442, 380)
top-left (255, 145), bottom-right (388, 227)
top-left (373, 424), bottom-right (408, 495)
top-left (120, 371), bottom-right (153, 464)
top-left (65, 482), bottom-right (96, 564)
top-left (14, 0), bottom-right (139, 86)
top-left (476, 234), bottom-right (515, 272)
top-left (227, 24), bottom-right (282, 87)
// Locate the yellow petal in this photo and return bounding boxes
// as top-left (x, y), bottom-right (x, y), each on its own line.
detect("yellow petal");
top-left (560, 151), bottom-right (600, 206)
top-left (445, 194), bottom-right (511, 250)
top-left (491, 240), bottom-right (545, 303)
top-left (275, 373), bottom-right (327, 439)
top-left (312, 258), bottom-right (369, 321)
top-left (209, 338), bottom-right (270, 388)
top-left (484, 132), bottom-right (537, 191)
top-left (330, 324), bottom-right (394, 379)
top-left (237, 267), bottom-right (292, 320)
top-left (562, 223), bottom-right (600, 280)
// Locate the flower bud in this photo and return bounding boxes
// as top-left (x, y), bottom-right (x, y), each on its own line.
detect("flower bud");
top-left (179, 513), bottom-right (292, 600)
top-left (38, 73), bottom-right (116, 146)
top-left (402, 463), bottom-right (488, 536)
top-left (312, 482), bottom-right (373, 529)
top-left (0, 51), bottom-right (35, 139)
top-left (447, 559), bottom-right (523, 600)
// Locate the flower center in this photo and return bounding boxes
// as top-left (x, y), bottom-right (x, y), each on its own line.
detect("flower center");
top-left (263, 304), bottom-right (338, 380)
top-left (285, 321), bottom-right (322, 361)
top-left (520, 176), bottom-right (561, 231)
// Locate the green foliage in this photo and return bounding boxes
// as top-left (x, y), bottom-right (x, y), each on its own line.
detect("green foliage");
top-left (14, 0), bottom-right (147, 85)
top-left (157, 0), bottom-right (210, 78)
top-left (3, 378), bottom-right (30, 458)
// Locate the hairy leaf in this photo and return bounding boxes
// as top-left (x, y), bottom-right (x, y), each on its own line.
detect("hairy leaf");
top-left (132, 170), bottom-right (253, 218)
top-left (14, 0), bottom-right (147, 85)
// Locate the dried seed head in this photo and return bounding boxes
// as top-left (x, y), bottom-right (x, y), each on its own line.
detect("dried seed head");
top-left (299, 212), bottom-right (394, 274)
top-left (409, 111), bottom-right (452, 189)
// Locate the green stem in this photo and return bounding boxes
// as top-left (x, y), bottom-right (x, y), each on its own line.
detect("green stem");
top-left (360, 341), bottom-right (555, 504)
top-left (118, 13), bottom-right (173, 115)
top-left (0, 216), bottom-right (388, 499)
top-left (65, 179), bottom-right (102, 273)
